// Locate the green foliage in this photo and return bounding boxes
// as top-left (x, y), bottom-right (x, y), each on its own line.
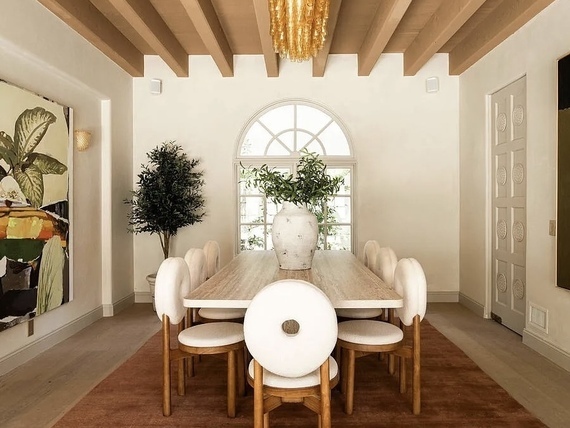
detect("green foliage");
top-left (124, 141), bottom-right (205, 259)
top-left (244, 150), bottom-right (344, 209)
top-left (0, 107), bottom-right (68, 207)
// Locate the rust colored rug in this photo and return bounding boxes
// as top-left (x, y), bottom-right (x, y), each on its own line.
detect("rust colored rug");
top-left (53, 320), bottom-right (546, 427)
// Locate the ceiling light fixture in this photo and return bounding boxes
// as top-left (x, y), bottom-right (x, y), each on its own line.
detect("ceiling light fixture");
top-left (269, 0), bottom-right (330, 62)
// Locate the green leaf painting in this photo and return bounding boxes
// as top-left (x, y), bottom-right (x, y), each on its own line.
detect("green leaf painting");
top-left (1, 79), bottom-right (71, 333)
top-left (0, 107), bottom-right (67, 207)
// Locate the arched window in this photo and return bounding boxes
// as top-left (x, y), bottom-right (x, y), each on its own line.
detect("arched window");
top-left (236, 100), bottom-right (355, 253)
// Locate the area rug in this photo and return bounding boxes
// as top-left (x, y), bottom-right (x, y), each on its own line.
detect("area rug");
top-left (53, 320), bottom-right (546, 427)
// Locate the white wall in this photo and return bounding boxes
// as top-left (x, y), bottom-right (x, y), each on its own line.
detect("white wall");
top-left (133, 53), bottom-right (460, 299)
top-left (459, 0), bottom-right (570, 361)
top-left (0, 0), bottom-right (133, 373)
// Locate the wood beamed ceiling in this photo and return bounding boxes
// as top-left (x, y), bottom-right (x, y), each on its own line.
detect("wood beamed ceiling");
top-left (36, 0), bottom-right (555, 78)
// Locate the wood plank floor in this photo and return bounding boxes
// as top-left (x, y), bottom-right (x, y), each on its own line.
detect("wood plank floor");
top-left (0, 303), bottom-right (569, 428)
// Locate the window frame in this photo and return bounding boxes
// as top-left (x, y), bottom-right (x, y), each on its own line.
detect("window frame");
top-left (234, 99), bottom-right (356, 255)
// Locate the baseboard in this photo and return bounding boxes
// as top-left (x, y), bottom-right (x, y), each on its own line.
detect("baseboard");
top-left (459, 292), bottom-right (485, 317)
top-left (523, 329), bottom-right (570, 372)
top-left (102, 293), bottom-right (136, 317)
top-left (135, 291), bottom-right (152, 304)
top-left (427, 291), bottom-right (459, 302)
top-left (0, 306), bottom-right (103, 376)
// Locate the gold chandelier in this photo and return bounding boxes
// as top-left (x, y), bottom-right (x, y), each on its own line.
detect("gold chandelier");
top-left (269, 0), bottom-right (330, 62)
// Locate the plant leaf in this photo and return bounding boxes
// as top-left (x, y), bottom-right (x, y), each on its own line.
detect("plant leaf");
top-left (14, 164), bottom-right (43, 207)
top-left (36, 236), bottom-right (65, 315)
top-left (14, 107), bottom-right (56, 158)
top-left (0, 146), bottom-right (16, 168)
top-left (27, 153), bottom-right (67, 175)
top-left (0, 131), bottom-right (16, 152)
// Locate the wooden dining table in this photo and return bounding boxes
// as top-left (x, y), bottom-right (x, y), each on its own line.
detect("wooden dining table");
top-left (183, 250), bottom-right (403, 310)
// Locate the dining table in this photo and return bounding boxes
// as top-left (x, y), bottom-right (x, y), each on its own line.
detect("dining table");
top-left (183, 250), bottom-right (403, 310)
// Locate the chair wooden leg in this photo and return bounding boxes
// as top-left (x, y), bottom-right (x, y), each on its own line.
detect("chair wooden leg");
top-left (237, 346), bottom-right (246, 396)
top-left (340, 347), bottom-right (347, 395)
top-left (253, 360), bottom-right (264, 428)
top-left (162, 316), bottom-right (171, 416)
top-left (345, 349), bottom-right (355, 415)
top-left (388, 354), bottom-right (396, 375)
top-left (320, 359), bottom-right (331, 428)
top-left (263, 412), bottom-right (269, 428)
top-left (412, 316), bottom-right (421, 415)
top-left (187, 355), bottom-right (195, 378)
top-left (399, 354), bottom-right (407, 394)
top-left (227, 350), bottom-right (237, 418)
top-left (177, 359), bottom-right (185, 396)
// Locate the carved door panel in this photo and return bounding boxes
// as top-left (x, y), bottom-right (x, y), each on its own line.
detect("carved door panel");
top-left (491, 76), bottom-right (526, 335)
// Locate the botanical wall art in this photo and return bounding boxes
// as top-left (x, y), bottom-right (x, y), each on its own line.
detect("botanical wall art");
top-left (0, 79), bottom-right (71, 332)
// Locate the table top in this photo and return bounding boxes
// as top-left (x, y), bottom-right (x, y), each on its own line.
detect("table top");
top-left (183, 250), bottom-right (403, 309)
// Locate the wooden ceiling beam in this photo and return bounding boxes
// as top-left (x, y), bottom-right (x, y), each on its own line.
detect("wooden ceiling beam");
top-left (252, 0), bottom-right (279, 77)
top-left (358, 0), bottom-right (412, 76)
top-left (37, 0), bottom-right (144, 76)
top-left (404, 0), bottom-right (486, 76)
top-left (449, 0), bottom-right (555, 75)
top-left (106, 0), bottom-right (188, 77)
top-left (179, 0), bottom-right (233, 77)
top-left (313, 0), bottom-right (343, 78)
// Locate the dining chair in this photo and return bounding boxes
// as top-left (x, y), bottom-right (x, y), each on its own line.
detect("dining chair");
top-left (337, 258), bottom-right (427, 415)
top-left (335, 239), bottom-right (383, 320)
top-left (185, 246), bottom-right (246, 323)
top-left (154, 257), bottom-right (246, 417)
top-left (244, 279), bottom-right (339, 428)
top-left (203, 240), bottom-right (221, 279)
top-left (375, 247), bottom-right (399, 373)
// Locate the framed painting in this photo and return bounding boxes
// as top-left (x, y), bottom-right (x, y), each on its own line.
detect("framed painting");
top-left (0, 79), bottom-right (72, 332)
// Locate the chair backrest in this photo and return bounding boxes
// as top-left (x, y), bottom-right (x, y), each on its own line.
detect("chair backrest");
top-left (184, 248), bottom-right (207, 291)
top-left (362, 240), bottom-right (381, 271)
top-left (394, 258), bottom-right (427, 326)
top-left (244, 279), bottom-right (337, 378)
top-left (203, 240), bottom-right (220, 279)
top-left (376, 247), bottom-right (398, 288)
top-left (154, 257), bottom-right (191, 324)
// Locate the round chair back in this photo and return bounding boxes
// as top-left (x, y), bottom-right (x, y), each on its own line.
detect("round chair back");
top-left (244, 279), bottom-right (337, 378)
top-left (362, 240), bottom-right (381, 271)
top-left (155, 257), bottom-right (191, 324)
top-left (184, 248), bottom-right (207, 291)
top-left (376, 247), bottom-right (398, 288)
top-left (394, 258), bottom-right (427, 326)
top-left (203, 240), bottom-right (221, 279)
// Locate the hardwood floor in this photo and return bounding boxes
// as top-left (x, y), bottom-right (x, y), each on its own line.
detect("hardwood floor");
top-left (0, 302), bottom-right (569, 428)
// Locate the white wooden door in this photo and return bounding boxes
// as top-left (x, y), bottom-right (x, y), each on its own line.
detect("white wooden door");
top-left (491, 76), bottom-right (527, 335)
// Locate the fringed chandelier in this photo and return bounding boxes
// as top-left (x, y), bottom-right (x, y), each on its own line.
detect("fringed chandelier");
top-left (269, 0), bottom-right (330, 62)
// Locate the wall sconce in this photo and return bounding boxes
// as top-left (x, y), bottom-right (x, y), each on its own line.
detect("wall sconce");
top-left (74, 130), bottom-right (91, 151)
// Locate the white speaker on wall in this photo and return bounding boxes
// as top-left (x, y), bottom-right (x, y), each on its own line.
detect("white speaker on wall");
top-left (425, 76), bottom-right (439, 93)
top-left (150, 78), bottom-right (162, 95)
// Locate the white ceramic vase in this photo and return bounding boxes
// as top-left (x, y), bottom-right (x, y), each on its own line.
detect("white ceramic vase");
top-left (272, 202), bottom-right (318, 270)
top-left (146, 273), bottom-right (157, 312)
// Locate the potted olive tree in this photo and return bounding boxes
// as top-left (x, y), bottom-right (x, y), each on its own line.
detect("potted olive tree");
top-left (245, 150), bottom-right (343, 270)
top-left (125, 141), bottom-right (205, 307)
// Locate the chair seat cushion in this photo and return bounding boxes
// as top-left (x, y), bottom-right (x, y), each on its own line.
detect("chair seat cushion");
top-left (335, 308), bottom-right (382, 319)
top-left (198, 307), bottom-right (246, 320)
top-left (178, 322), bottom-right (244, 348)
top-left (337, 320), bottom-right (403, 346)
top-left (248, 356), bottom-right (338, 389)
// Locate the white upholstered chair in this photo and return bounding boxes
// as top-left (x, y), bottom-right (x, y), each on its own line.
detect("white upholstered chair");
top-left (244, 279), bottom-right (339, 428)
top-left (375, 247), bottom-right (399, 373)
top-left (335, 240), bottom-right (383, 320)
top-left (185, 246), bottom-right (247, 323)
top-left (337, 258), bottom-right (427, 415)
top-left (155, 257), bottom-right (245, 417)
top-left (203, 240), bottom-right (221, 279)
